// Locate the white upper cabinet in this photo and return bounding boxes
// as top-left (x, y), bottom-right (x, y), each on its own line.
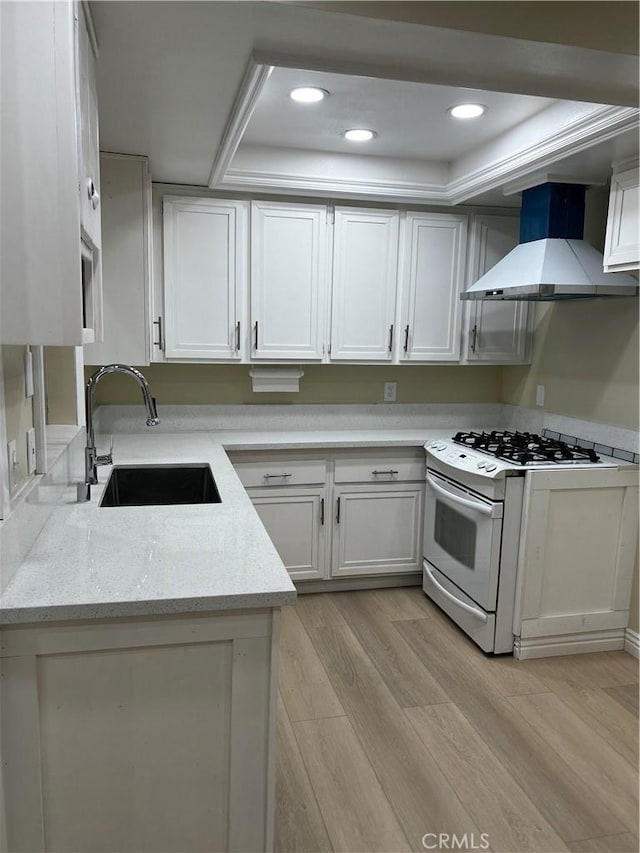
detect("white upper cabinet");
top-left (1, 0), bottom-right (101, 346)
top-left (603, 161), bottom-right (639, 272)
top-left (76, 2), bottom-right (101, 252)
top-left (84, 154), bottom-right (152, 366)
top-left (330, 208), bottom-right (400, 361)
top-left (465, 214), bottom-right (532, 364)
top-left (400, 213), bottom-right (468, 361)
top-left (250, 201), bottom-right (328, 360)
top-left (163, 197), bottom-right (247, 360)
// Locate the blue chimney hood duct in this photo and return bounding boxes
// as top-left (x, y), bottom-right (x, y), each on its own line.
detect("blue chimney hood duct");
top-left (461, 182), bottom-right (638, 301)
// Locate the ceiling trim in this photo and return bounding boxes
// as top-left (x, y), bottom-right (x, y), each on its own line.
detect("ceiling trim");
top-left (218, 168), bottom-right (451, 202)
top-left (207, 59), bottom-right (273, 188)
top-left (209, 56), bottom-right (639, 203)
top-left (447, 105), bottom-right (639, 204)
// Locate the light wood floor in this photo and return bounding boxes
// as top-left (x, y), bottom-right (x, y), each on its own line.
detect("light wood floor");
top-left (275, 587), bottom-right (639, 853)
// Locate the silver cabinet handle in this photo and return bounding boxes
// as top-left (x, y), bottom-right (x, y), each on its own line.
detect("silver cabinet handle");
top-left (320, 497), bottom-right (325, 526)
top-left (263, 473), bottom-right (292, 480)
top-left (336, 496), bottom-right (341, 524)
top-left (470, 324), bottom-right (478, 352)
top-left (372, 469), bottom-right (399, 477)
top-left (423, 560), bottom-right (488, 623)
top-left (235, 321), bottom-right (241, 352)
top-left (153, 316), bottom-right (165, 351)
top-left (254, 321), bottom-right (259, 350)
top-left (403, 324), bottom-right (410, 353)
top-left (388, 324), bottom-right (394, 352)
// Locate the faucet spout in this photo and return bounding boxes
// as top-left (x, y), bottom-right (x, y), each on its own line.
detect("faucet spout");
top-left (80, 364), bottom-right (160, 498)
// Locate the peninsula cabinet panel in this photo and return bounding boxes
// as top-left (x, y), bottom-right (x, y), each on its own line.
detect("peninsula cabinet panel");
top-left (330, 208), bottom-right (400, 361)
top-left (464, 215), bottom-right (532, 364)
top-left (163, 197), bottom-right (247, 360)
top-left (331, 483), bottom-right (424, 577)
top-left (1, 610), bottom-right (280, 853)
top-left (251, 201), bottom-right (328, 360)
top-left (400, 213), bottom-right (468, 361)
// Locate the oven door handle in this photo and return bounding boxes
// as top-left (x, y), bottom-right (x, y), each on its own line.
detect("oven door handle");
top-left (423, 561), bottom-right (489, 623)
top-left (426, 473), bottom-right (499, 517)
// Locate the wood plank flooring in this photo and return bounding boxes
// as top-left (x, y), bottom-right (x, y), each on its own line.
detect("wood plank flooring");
top-left (275, 587), bottom-right (639, 853)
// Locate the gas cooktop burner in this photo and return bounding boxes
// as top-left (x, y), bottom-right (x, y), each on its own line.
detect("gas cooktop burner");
top-left (452, 430), bottom-right (600, 466)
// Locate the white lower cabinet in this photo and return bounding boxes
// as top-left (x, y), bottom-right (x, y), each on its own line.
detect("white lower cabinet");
top-left (464, 214), bottom-right (532, 364)
top-left (232, 449), bottom-right (425, 584)
top-left (514, 467), bottom-right (639, 658)
top-left (331, 483), bottom-right (424, 577)
top-left (248, 487), bottom-right (328, 581)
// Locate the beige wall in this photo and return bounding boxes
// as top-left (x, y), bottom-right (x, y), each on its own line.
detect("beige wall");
top-left (45, 347), bottom-right (79, 425)
top-left (86, 363), bottom-right (503, 407)
top-left (1, 346), bottom-right (34, 497)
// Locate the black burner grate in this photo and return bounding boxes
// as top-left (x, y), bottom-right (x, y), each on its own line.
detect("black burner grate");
top-left (452, 430), bottom-right (600, 466)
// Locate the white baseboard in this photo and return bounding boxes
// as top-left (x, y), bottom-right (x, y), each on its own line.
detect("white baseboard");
top-left (514, 629), bottom-right (625, 660)
top-left (624, 628), bottom-right (640, 659)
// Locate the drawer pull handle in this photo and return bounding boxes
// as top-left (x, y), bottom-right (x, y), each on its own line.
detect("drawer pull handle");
top-left (263, 473), bottom-right (292, 480)
top-left (372, 469), bottom-right (399, 476)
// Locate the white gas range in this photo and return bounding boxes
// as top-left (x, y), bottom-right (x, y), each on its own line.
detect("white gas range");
top-left (422, 430), bottom-right (637, 655)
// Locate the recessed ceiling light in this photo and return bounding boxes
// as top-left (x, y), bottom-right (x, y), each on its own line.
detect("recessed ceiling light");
top-left (343, 129), bottom-right (376, 142)
top-left (448, 104), bottom-right (487, 119)
top-left (290, 87), bottom-right (328, 104)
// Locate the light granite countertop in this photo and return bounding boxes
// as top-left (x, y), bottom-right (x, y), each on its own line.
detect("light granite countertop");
top-left (0, 428), bottom-right (441, 626)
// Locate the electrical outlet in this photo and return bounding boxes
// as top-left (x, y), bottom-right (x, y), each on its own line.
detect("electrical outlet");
top-left (26, 428), bottom-right (36, 475)
top-left (536, 384), bottom-right (545, 407)
top-left (384, 382), bottom-right (397, 402)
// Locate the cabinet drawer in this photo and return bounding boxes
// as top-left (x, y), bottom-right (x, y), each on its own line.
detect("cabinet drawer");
top-left (334, 456), bottom-right (424, 484)
top-left (234, 459), bottom-right (327, 488)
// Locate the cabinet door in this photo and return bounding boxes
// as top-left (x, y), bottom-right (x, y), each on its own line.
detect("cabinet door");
top-left (401, 213), bottom-right (467, 361)
top-left (163, 197), bottom-right (247, 360)
top-left (84, 154), bottom-right (151, 366)
top-left (330, 208), bottom-right (399, 361)
top-left (0, 1), bottom-right (84, 345)
top-left (251, 202), bottom-right (327, 360)
top-left (76, 2), bottom-right (101, 251)
top-left (465, 215), bottom-right (532, 363)
top-left (331, 483), bottom-right (423, 577)
top-left (248, 487), bottom-right (328, 581)
top-left (603, 165), bottom-right (639, 271)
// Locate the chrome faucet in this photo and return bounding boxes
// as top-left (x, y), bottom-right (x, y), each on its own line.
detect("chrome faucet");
top-left (78, 364), bottom-right (160, 501)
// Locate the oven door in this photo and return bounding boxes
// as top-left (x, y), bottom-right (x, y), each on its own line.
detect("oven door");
top-left (424, 470), bottom-right (503, 611)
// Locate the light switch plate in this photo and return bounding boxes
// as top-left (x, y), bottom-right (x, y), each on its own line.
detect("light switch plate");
top-left (24, 348), bottom-right (34, 398)
top-left (26, 428), bottom-right (36, 474)
top-left (535, 384), bottom-right (545, 407)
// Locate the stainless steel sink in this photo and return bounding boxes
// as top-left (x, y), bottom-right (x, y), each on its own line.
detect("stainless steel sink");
top-left (100, 464), bottom-right (221, 507)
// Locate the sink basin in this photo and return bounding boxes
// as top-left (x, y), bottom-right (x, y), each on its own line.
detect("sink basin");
top-left (100, 464), bottom-right (221, 507)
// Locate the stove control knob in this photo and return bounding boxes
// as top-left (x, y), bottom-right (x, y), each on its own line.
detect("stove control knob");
top-left (429, 442), bottom-right (440, 449)
top-left (477, 461), bottom-right (487, 469)
top-left (437, 443), bottom-right (447, 451)
top-left (485, 463), bottom-right (497, 472)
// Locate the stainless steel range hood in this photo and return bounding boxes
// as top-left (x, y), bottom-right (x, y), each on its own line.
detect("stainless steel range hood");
top-left (461, 183), bottom-right (639, 302)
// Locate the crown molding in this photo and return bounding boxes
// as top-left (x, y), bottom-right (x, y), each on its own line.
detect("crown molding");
top-left (446, 105), bottom-right (639, 204)
top-left (502, 171), bottom-right (607, 197)
top-left (219, 168), bottom-right (451, 202)
top-left (208, 58), bottom-right (273, 188)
